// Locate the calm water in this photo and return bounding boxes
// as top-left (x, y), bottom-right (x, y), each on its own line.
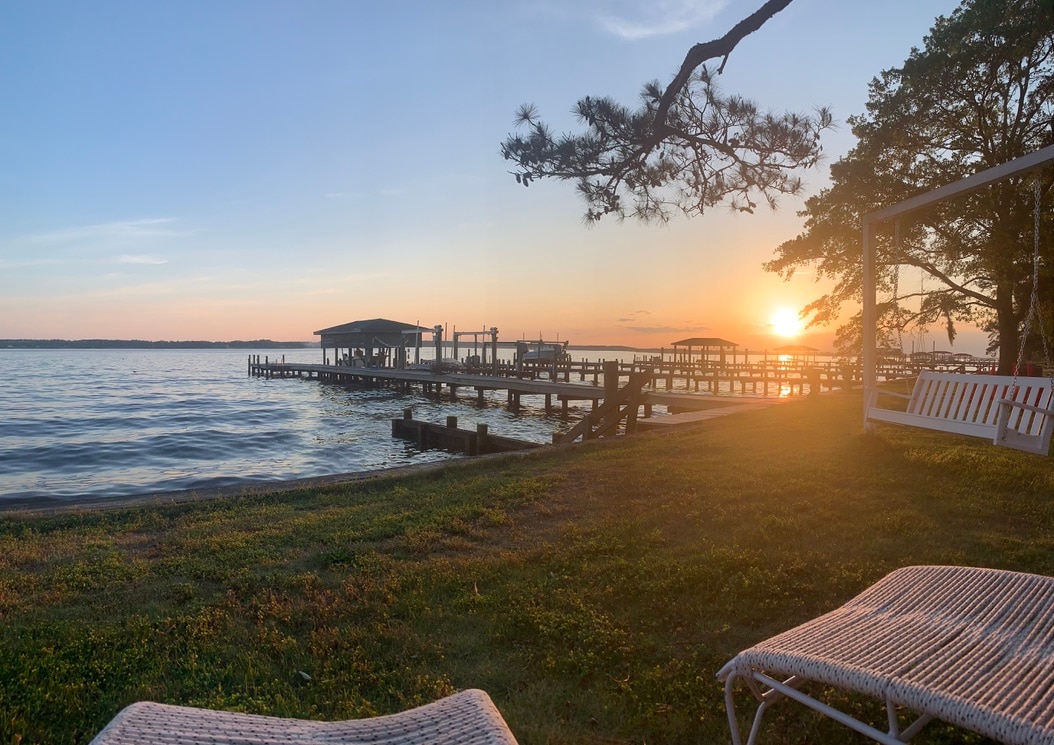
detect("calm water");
top-left (0, 348), bottom-right (599, 506)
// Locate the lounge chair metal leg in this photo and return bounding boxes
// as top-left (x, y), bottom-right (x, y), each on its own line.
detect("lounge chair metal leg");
top-left (745, 697), bottom-right (774, 745)
top-left (724, 672), bottom-right (804, 745)
top-left (896, 710), bottom-right (933, 741)
top-left (750, 672), bottom-right (921, 744)
top-left (887, 699), bottom-right (900, 738)
top-left (724, 673), bottom-right (745, 745)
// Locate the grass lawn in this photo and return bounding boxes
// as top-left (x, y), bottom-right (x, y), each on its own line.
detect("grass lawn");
top-left (2, 390), bottom-right (1053, 744)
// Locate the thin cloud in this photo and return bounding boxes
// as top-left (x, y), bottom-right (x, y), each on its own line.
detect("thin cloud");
top-left (301, 273), bottom-right (391, 296)
top-left (617, 309), bottom-right (652, 322)
top-left (0, 257), bottom-right (60, 270)
top-left (26, 218), bottom-right (185, 245)
top-left (325, 188), bottom-right (403, 200)
top-left (597, 0), bottom-right (727, 40)
top-left (116, 254), bottom-right (169, 266)
top-left (73, 281), bottom-right (180, 301)
top-left (625, 324), bottom-right (711, 334)
top-left (315, 270), bottom-right (390, 284)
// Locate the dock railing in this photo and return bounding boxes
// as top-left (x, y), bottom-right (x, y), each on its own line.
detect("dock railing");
top-left (555, 363), bottom-right (651, 444)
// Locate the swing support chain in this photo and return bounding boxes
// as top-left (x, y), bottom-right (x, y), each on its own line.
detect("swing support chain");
top-left (999, 178), bottom-right (1054, 445)
top-left (1009, 179), bottom-right (1051, 384)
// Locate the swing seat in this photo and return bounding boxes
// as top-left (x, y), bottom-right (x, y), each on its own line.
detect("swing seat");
top-left (865, 371), bottom-right (1054, 454)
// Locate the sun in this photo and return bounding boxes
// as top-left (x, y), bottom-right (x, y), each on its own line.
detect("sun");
top-left (770, 307), bottom-right (804, 338)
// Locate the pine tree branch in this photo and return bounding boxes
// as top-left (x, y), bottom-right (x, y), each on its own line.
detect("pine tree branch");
top-left (652, 0), bottom-right (795, 144)
top-left (502, 0), bottom-right (828, 222)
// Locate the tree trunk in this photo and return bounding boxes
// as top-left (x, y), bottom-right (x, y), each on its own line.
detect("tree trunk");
top-left (996, 282), bottom-right (1018, 375)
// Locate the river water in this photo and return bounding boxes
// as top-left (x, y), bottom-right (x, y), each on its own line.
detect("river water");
top-left (0, 347), bottom-right (609, 506)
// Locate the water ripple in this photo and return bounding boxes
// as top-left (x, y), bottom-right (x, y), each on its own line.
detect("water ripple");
top-left (0, 348), bottom-right (590, 503)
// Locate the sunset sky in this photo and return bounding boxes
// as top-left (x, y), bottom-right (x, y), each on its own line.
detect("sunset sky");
top-left (2, 0), bottom-right (982, 353)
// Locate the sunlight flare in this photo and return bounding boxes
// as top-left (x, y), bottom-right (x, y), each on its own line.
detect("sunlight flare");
top-left (770, 307), bottom-right (803, 338)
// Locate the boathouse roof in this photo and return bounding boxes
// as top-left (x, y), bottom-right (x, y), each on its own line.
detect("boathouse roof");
top-left (314, 318), bottom-right (429, 348)
top-left (671, 337), bottom-right (738, 348)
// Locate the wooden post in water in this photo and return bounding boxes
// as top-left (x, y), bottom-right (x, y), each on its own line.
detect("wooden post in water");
top-left (808, 367), bottom-right (821, 397)
top-left (603, 360), bottom-right (618, 407)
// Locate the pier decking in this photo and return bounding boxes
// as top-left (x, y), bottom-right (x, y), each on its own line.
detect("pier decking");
top-left (247, 353), bottom-right (996, 444)
top-left (249, 353), bottom-right (993, 408)
top-left (248, 359), bottom-right (607, 413)
top-left (248, 357), bottom-right (857, 399)
top-left (635, 400), bottom-right (780, 432)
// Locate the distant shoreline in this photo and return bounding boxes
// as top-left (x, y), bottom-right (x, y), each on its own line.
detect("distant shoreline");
top-left (0, 339), bottom-right (315, 350)
top-left (0, 339), bottom-right (664, 353)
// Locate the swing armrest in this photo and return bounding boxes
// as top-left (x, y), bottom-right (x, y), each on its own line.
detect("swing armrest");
top-left (998, 399), bottom-right (1054, 416)
top-left (873, 389), bottom-right (912, 401)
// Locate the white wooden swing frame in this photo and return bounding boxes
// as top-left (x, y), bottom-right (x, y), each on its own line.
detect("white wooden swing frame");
top-left (862, 145), bottom-right (1054, 454)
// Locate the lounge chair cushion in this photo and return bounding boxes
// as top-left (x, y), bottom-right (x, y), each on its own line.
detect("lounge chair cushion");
top-left (89, 688), bottom-right (518, 744)
top-left (719, 565), bottom-right (1054, 744)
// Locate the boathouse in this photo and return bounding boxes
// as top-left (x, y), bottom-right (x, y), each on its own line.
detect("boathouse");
top-left (773, 344), bottom-right (819, 363)
top-left (670, 337), bottom-right (739, 366)
top-left (314, 318), bottom-right (430, 368)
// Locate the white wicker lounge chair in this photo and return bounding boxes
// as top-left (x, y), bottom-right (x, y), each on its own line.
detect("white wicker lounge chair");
top-left (89, 688), bottom-right (518, 744)
top-left (718, 565), bottom-right (1054, 745)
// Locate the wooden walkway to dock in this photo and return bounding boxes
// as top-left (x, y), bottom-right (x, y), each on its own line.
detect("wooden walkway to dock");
top-left (635, 398), bottom-right (781, 432)
top-left (246, 351), bottom-right (1003, 452)
top-left (249, 360), bottom-right (606, 413)
top-left (252, 350), bottom-right (990, 403)
top-left (249, 358), bottom-right (796, 441)
top-left (251, 357), bottom-right (849, 400)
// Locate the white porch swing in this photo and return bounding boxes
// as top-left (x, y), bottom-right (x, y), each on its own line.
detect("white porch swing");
top-left (862, 145), bottom-right (1054, 455)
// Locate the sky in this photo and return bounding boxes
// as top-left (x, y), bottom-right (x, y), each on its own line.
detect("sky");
top-left (1, 0), bottom-right (980, 353)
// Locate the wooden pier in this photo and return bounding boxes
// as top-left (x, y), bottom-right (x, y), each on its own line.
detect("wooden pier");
top-left (249, 350), bottom-right (993, 406)
top-left (248, 356), bottom-right (797, 443)
top-left (249, 356), bottom-right (853, 399)
top-left (248, 357), bottom-right (607, 413)
top-left (248, 352), bottom-right (995, 448)
top-left (510, 356), bottom-right (992, 395)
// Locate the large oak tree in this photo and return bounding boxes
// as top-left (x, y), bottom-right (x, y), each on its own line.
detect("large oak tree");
top-left (766, 0), bottom-right (1054, 372)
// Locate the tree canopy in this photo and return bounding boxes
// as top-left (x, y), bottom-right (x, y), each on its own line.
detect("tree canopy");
top-left (500, 0), bottom-right (832, 223)
top-left (766, 0), bottom-right (1054, 371)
